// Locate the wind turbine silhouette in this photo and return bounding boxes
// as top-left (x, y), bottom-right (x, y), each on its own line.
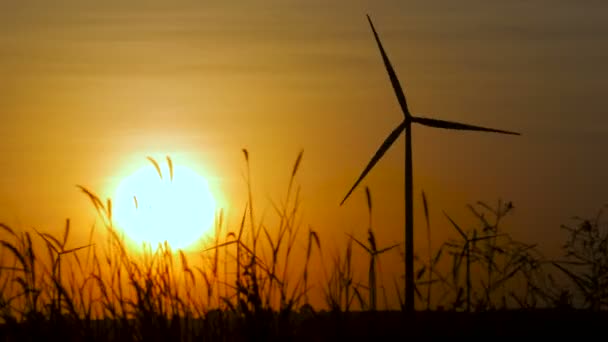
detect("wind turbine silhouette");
top-left (340, 14), bottom-right (521, 313)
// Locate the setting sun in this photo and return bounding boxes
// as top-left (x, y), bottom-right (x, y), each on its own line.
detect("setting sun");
top-left (112, 157), bottom-right (217, 251)
top-left (3, 2), bottom-right (608, 339)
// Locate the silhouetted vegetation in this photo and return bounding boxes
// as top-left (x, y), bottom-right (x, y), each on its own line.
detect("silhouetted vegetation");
top-left (0, 151), bottom-right (606, 340)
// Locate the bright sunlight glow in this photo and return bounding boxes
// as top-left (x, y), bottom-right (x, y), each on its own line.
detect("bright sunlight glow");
top-left (113, 159), bottom-right (216, 251)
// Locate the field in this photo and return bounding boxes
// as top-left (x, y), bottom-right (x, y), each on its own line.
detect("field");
top-left (0, 151), bottom-right (607, 341)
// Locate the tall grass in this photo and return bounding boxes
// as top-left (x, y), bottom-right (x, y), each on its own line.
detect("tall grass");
top-left (552, 204), bottom-right (608, 310)
top-left (0, 150), bottom-right (606, 340)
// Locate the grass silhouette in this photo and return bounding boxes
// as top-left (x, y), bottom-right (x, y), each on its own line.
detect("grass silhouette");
top-left (443, 211), bottom-right (501, 312)
top-left (0, 150), bottom-right (607, 340)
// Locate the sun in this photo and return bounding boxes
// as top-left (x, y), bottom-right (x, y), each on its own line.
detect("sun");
top-left (112, 157), bottom-right (217, 251)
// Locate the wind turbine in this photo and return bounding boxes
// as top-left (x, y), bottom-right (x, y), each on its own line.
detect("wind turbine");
top-left (339, 14), bottom-right (521, 313)
top-left (346, 186), bottom-right (399, 311)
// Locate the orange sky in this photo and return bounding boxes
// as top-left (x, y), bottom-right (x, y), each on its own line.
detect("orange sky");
top-left (1, 0), bottom-right (608, 308)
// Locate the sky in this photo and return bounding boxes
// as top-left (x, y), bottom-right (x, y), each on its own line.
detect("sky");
top-left (1, 0), bottom-right (608, 307)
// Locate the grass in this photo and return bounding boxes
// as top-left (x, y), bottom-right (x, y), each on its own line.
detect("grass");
top-left (0, 150), bottom-right (607, 340)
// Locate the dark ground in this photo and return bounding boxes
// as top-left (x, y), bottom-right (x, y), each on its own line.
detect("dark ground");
top-left (294, 309), bottom-right (608, 339)
top-left (1, 309), bottom-right (607, 341)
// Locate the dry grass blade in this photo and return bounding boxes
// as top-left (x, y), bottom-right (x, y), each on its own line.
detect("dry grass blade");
top-left (304, 229), bottom-right (321, 271)
top-left (451, 248), bottom-right (464, 279)
top-left (0, 223), bottom-right (16, 237)
top-left (444, 211), bottom-right (467, 239)
top-left (62, 218), bottom-right (70, 248)
top-left (76, 185), bottom-right (105, 213)
top-left (42, 237), bottom-right (59, 269)
top-left (340, 120), bottom-right (407, 205)
top-left (147, 156), bottom-right (163, 180)
top-left (422, 191), bottom-right (430, 228)
top-left (477, 201), bottom-right (499, 216)
top-left (107, 199), bottom-right (112, 222)
top-left (61, 244), bottom-right (94, 255)
top-left (432, 247), bottom-right (443, 267)
top-left (237, 203), bottom-right (248, 241)
top-left (416, 266), bottom-right (426, 280)
top-left (365, 186), bottom-right (372, 214)
top-left (310, 229), bottom-right (321, 253)
top-left (470, 234), bottom-right (502, 243)
top-left (413, 282), bottom-right (424, 301)
top-left (0, 266), bottom-right (24, 272)
top-left (490, 266), bottom-right (523, 292)
top-left (551, 262), bottom-right (589, 296)
top-left (467, 204), bottom-right (492, 229)
top-left (412, 117), bottom-right (521, 135)
top-left (366, 14), bottom-right (410, 117)
top-left (368, 230), bottom-right (377, 253)
top-left (25, 231), bottom-right (34, 264)
top-left (422, 190), bottom-right (432, 310)
top-left (0, 241), bottom-right (26, 269)
top-left (472, 229), bottom-right (478, 248)
top-left (291, 149), bottom-right (303, 179)
top-left (394, 277), bottom-right (404, 310)
top-left (178, 250), bottom-right (188, 273)
top-left (166, 155), bottom-right (174, 182)
top-left (34, 229), bottom-right (61, 254)
top-left (217, 208), bottom-right (224, 232)
top-left (352, 286), bottom-right (367, 311)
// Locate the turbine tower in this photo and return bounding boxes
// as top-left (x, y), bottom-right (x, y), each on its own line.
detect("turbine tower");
top-left (340, 15), bottom-right (521, 313)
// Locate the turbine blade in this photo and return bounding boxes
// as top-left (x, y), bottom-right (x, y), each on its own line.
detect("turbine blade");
top-left (412, 117), bottom-right (521, 135)
top-left (470, 233), bottom-right (506, 242)
top-left (203, 240), bottom-right (238, 253)
top-left (470, 235), bottom-right (498, 242)
top-left (346, 233), bottom-right (372, 254)
top-left (60, 243), bottom-right (94, 255)
top-left (366, 14), bottom-right (411, 118)
top-left (340, 120), bottom-right (407, 205)
top-left (376, 243), bottom-right (400, 255)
